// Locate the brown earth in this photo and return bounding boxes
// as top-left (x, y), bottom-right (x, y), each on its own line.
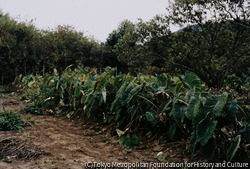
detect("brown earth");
top-left (0, 93), bottom-right (205, 169)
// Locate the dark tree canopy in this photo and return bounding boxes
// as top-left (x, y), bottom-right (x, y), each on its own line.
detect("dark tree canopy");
top-left (167, 0), bottom-right (250, 88)
top-left (113, 0), bottom-right (250, 88)
top-left (0, 10), bottom-right (104, 84)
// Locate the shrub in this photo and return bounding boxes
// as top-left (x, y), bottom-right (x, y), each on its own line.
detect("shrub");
top-left (19, 100), bottom-right (55, 115)
top-left (0, 93), bottom-right (9, 99)
top-left (0, 110), bottom-right (31, 131)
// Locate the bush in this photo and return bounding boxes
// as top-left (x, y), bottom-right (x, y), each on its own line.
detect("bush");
top-left (0, 93), bottom-right (9, 99)
top-left (19, 100), bottom-right (55, 115)
top-left (0, 110), bottom-right (31, 131)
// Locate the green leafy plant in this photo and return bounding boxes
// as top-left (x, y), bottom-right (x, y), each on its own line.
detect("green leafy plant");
top-left (0, 109), bottom-right (31, 131)
top-left (19, 67), bottom-right (250, 161)
top-left (0, 93), bottom-right (9, 99)
top-left (116, 129), bottom-right (138, 147)
top-left (19, 100), bottom-right (55, 115)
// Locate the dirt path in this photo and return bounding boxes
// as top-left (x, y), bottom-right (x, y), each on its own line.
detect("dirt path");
top-left (0, 97), bottom-right (190, 169)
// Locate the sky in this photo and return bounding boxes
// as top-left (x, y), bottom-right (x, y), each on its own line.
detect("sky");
top-left (0, 0), bottom-right (177, 42)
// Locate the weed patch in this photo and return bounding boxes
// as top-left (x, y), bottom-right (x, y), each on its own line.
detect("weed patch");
top-left (0, 110), bottom-right (32, 131)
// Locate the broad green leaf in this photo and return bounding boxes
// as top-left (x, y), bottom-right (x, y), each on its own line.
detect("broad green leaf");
top-left (182, 71), bottom-right (201, 92)
top-left (115, 76), bottom-right (133, 99)
top-left (184, 87), bottom-right (196, 103)
top-left (204, 92), bottom-right (228, 117)
top-left (161, 99), bottom-right (172, 114)
top-left (97, 74), bottom-right (108, 87)
top-left (200, 137), bottom-right (216, 159)
top-left (74, 86), bottom-right (81, 98)
top-left (59, 91), bottom-right (64, 99)
top-left (146, 109), bottom-right (157, 126)
top-left (121, 92), bottom-right (128, 106)
top-left (84, 88), bottom-right (94, 104)
top-left (172, 92), bottom-right (183, 106)
top-left (128, 105), bottom-right (139, 120)
top-left (126, 84), bottom-right (143, 103)
top-left (227, 135), bottom-right (241, 162)
top-left (77, 66), bottom-right (89, 74)
top-left (87, 75), bottom-right (96, 88)
top-left (192, 109), bottom-right (206, 129)
top-left (196, 118), bottom-right (217, 146)
top-left (28, 80), bottom-right (35, 88)
top-left (155, 86), bottom-right (165, 92)
top-left (168, 123), bottom-right (176, 139)
top-left (171, 100), bottom-right (187, 125)
top-left (115, 109), bottom-right (121, 121)
top-left (49, 87), bottom-right (56, 95)
top-left (185, 95), bottom-right (200, 120)
top-left (235, 126), bottom-right (250, 143)
top-left (110, 98), bottom-right (119, 112)
top-left (101, 87), bottom-right (107, 103)
top-left (124, 77), bottom-right (135, 93)
top-left (119, 133), bottom-right (138, 147)
top-left (113, 74), bottom-right (124, 87)
top-left (108, 67), bottom-right (116, 76)
top-left (227, 99), bottom-right (237, 118)
top-left (54, 77), bottom-right (60, 90)
top-left (175, 78), bottom-right (183, 93)
top-left (156, 74), bottom-right (167, 86)
top-left (43, 74), bottom-right (52, 84)
top-left (189, 132), bottom-right (197, 155)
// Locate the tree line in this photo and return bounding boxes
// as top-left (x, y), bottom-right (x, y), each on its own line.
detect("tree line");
top-left (1, 0), bottom-right (250, 89)
top-left (0, 12), bottom-right (107, 84)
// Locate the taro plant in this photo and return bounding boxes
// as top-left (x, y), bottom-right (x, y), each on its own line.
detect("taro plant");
top-left (187, 92), bottom-right (250, 161)
top-left (143, 71), bottom-right (250, 161)
top-left (163, 72), bottom-right (249, 161)
top-left (18, 67), bottom-right (250, 161)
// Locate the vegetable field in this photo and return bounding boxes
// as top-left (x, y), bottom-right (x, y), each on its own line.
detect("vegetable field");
top-left (16, 66), bottom-right (250, 162)
top-left (1, 0), bottom-right (250, 165)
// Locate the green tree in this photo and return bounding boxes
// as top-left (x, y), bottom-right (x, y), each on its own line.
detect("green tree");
top-left (40, 25), bottom-right (103, 73)
top-left (103, 20), bottom-right (134, 73)
top-left (167, 0), bottom-right (250, 88)
top-left (40, 25), bottom-right (83, 72)
top-left (0, 9), bottom-right (103, 84)
top-left (113, 16), bottom-right (174, 74)
top-left (0, 10), bottom-right (38, 83)
top-left (115, 0), bottom-right (250, 88)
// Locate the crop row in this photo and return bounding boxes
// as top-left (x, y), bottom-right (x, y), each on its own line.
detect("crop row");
top-left (19, 66), bottom-right (250, 161)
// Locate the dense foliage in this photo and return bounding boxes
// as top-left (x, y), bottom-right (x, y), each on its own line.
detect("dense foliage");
top-left (112, 0), bottom-right (250, 88)
top-left (1, 0), bottom-right (250, 162)
top-left (19, 66), bottom-right (250, 161)
top-left (0, 109), bottom-right (31, 131)
top-left (1, 0), bottom-right (250, 87)
top-left (0, 11), bottom-right (104, 84)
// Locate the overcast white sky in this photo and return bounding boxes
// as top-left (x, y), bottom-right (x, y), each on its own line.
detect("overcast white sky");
top-left (0, 0), bottom-right (178, 42)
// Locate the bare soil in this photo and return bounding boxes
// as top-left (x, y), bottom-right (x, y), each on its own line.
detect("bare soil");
top-left (0, 95), bottom-right (200, 169)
